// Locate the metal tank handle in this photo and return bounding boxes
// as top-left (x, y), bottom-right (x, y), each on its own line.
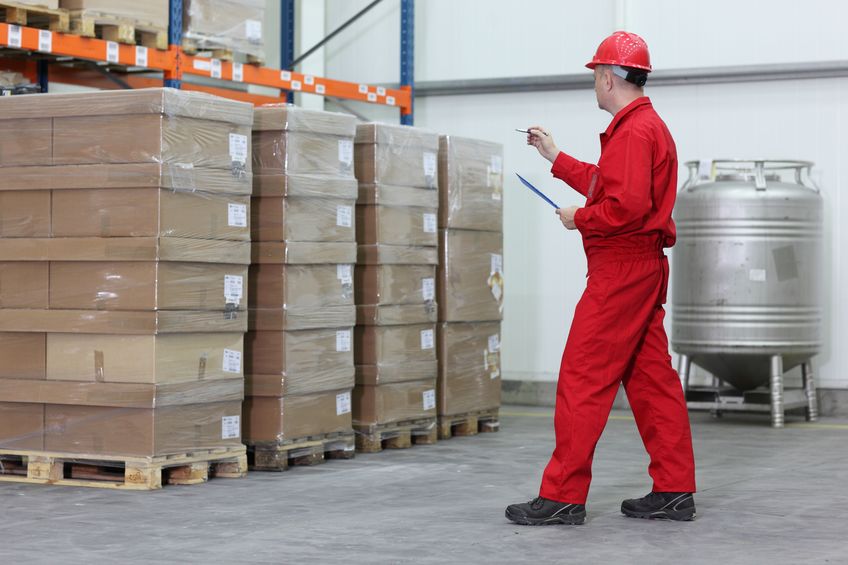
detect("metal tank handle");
top-left (681, 159), bottom-right (818, 192)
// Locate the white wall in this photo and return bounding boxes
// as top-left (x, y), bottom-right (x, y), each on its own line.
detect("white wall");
top-left (322, 0), bottom-right (848, 389)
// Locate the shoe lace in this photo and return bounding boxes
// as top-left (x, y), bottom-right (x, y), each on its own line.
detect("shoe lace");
top-left (530, 497), bottom-right (545, 510)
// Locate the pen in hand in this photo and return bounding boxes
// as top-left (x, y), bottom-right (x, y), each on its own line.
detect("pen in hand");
top-left (516, 128), bottom-right (549, 136)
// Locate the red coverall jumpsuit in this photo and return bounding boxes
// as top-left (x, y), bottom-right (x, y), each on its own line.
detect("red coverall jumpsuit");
top-left (539, 97), bottom-right (697, 504)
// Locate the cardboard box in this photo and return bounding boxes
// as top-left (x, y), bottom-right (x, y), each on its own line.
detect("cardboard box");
top-left (355, 264), bottom-right (436, 306)
top-left (0, 163), bottom-right (251, 194)
top-left (0, 118), bottom-right (52, 166)
top-left (252, 174), bottom-right (357, 199)
top-left (0, 402), bottom-right (44, 450)
top-left (356, 205), bottom-right (438, 248)
top-left (245, 328), bottom-right (355, 384)
top-left (0, 236), bottom-right (250, 264)
top-left (438, 135), bottom-right (504, 231)
top-left (436, 321), bottom-right (501, 416)
top-left (60, 0), bottom-right (169, 28)
top-left (45, 400), bottom-right (243, 456)
top-left (0, 332), bottom-right (46, 379)
top-left (46, 332), bottom-right (245, 383)
top-left (0, 262), bottom-right (48, 308)
top-left (49, 262), bottom-right (248, 311)
top-left (52, 189), bottom-right (250, 240)
top-left (253, 105), bottom-right (357, 137)
top-left (246, 371), bottom-right (353, 398)
top-left (356, 361), bottom-right (437, 386)
top-left (0, 190), bottom-right (50, 237)
top-left (252, 241), bottom-right (356, 265)
top-left (357, 183), bottom-right (437, 208)
top-left (0, 88), bottom-right (253, 173)
top-left (251, 196), bottom-right (356, 243)
top-left (354, 123), bottom-right (439, 188)
top-left (353, 379), bottom-right (437, 426)
top-left (184, 0), bottom-right (267, 59)
top-left (357, 245), bottom-right (438, 266)
top-left (354, 324), bottom-right (437, 367)
top-left (438, 229), bottom-right (503, 322)
top-left (243, 388), bottom-right (353, 443)
top-left (0, 308), bottom-right (247, 334)
top-left (253, 132), bottom-right (356, 177)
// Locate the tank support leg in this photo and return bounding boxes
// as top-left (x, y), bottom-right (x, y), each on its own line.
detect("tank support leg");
top-left (677, 354), bottom-right (691, 396)
top-left (770, 355), bottom-right (785, 428)
top-left (802, 359), bottom-right (818, 422)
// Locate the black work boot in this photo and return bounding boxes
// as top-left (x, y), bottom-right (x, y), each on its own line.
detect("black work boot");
top-left (505, 496), bottom-right (586, 525)
top-left (621, 492), bottom-right (696, 521)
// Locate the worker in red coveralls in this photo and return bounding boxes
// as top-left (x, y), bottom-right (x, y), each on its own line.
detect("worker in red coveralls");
top-left (506, 31), bottom-right (697, 525)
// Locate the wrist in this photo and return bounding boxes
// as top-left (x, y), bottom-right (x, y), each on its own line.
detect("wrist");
top-left (545, 147), bottom-right (560, 163)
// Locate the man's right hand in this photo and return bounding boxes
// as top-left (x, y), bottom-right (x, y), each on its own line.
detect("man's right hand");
top-left (526, 126), bottom-right (560, 163)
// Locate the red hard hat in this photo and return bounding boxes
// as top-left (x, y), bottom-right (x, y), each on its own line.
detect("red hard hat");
top-left (586, 31), bottom-right (652, 72)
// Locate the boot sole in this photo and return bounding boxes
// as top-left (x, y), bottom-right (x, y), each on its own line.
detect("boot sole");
top-left (621, 507), bottom-right (696, 521)
top-left (505, 508), bottom-right (586, 526)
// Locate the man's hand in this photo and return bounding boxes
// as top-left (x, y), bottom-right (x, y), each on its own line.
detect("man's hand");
top-left (526, 126), bottom-right (560, 163)
top-left (556, 206), bottom-right (580, 230)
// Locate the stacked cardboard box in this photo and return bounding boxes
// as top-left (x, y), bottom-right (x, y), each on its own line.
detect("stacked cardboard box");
top-left (183, 0), bottom-right (265, 61)
top-left (353, 124), bottom-right (440, 433)
top-left (245, 106), bottom-right (357, 461)
top-left (0, 88), bottom-right (253, 458)
top-left (60, 0), bottom-right (169, 28)
top-left (436, 135), bottom-right (504, 424)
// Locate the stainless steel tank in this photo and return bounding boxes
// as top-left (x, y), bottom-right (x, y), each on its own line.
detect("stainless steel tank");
top-left (671, 160), bottom-right (823, 426)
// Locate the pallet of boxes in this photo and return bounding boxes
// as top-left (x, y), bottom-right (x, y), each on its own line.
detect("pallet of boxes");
top-left (182, 0), bottom-right (265, 64)
top-left (0, 88), bottom-right (253, 490)
top-left (436, 135), bottom-right (504, 440)
top-left (244, 105), bottom-right (358, 471)
top-left (352, 123), bottom-right (440, 453)
top-left (59, 0), bottom-right (169, 50)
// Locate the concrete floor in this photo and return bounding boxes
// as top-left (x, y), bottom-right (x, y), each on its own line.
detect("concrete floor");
top-left (1, 407), bottom-right (847, 564)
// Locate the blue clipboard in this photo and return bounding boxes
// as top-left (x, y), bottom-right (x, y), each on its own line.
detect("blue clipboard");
top-left (515, 173), bottom-right (560, 209)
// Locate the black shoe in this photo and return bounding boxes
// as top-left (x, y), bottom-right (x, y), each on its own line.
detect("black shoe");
top-left (621, 492), bottom-right (696, 521)
top-left (505, 497), bottom-right (586, 526)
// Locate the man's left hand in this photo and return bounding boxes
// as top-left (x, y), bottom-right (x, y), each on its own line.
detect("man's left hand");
top-left (556, 206), bottom-right (580, 230)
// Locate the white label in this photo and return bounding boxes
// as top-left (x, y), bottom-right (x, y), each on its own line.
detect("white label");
top-left (316, 83), bottom-right (326, 94)
top-left (491, 253), bottom-right (504, 275)
top-left (336, 205), bottom-right (352, 228)
top-left (338, 139), bottom-right (353, 166)
top-left (227, 202), bottom-right (247, 227)
top-left (423, 389), bottom-right (436, 411)
top-left (229, 133), bottom-right (248, 164)
top-left (386, 95), bottom-right (395, 106)
top-left (491, 155), bottom-right (503, 174)
top-left (222, 349), bottom-right (242, 373)
top-left (491, 280), bottom-right (503, 303)
top-left (336, 392), bottom-right (352, 415)
top-left (749, 268), bottom-right (767, 282)
top-left (367, 92), bottom-right (377, 102)
top-left (420, 329), bottom-right (434, 350)
top-left (106, 41), bottom-right (119, 63)
top-left (224, 274), bottom-right (243, 305)
top-left (423, 152), bottom-right (437, 177)
top-left (221, 415), bottom-right (240, 439)
top-left (488, 334), bottom-right (500, 353)
top-left (232, 62), bottom-right (244, 82)
top-left (245, 19), bottom-right (262, 42)
top-left (337, 264), bottom-right (353, 285)
top-left (358, 84), bottom-right (368, 94)
top-left (377, 86), bottom-right (386, 96)
top-left (336, 330), bottom-right (351, 352)
top-left (8, 25), bottom-right (21, 48)
top-left (38, 30), bottom-right (52, 53)
top-left (291, 80), bottom-right (302, 91)
top-left (192, 59), bottom-right (211, 71)
top-left (135, 46), bottom-right (148, 67)
top-left (422, 277), bottom-right (435, 301)
top-left (423, 213), bottom-right (437, 233)
top-left (304, 75), bottom-right (315, 85)
top-left (211, 58), bottom-right (222, 79)
top-left (280, 70), bottom-right (292, 81)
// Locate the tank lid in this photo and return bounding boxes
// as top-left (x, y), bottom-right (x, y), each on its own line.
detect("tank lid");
top-left (682, 159), bottom-right (818, 193)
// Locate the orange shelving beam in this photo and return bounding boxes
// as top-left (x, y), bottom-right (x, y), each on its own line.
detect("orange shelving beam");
top-left (0, 22), bottom-right (412, 114)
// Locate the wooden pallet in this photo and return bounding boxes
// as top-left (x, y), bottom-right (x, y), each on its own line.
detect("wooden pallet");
top-left (182, 37), bottom-right (264, 65)
top-left (438, 408), bottom-right (500, 440)
top-left (68, 10), bottom-right (167, 50)
top-left (0, 1), bottom-right (69, 32)
top-left (247, 432), bottom-right (355, 472)
top-left (354, 417), bottom-right (438, 454)
top-left (0, 446), bottom-right (247, 490)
